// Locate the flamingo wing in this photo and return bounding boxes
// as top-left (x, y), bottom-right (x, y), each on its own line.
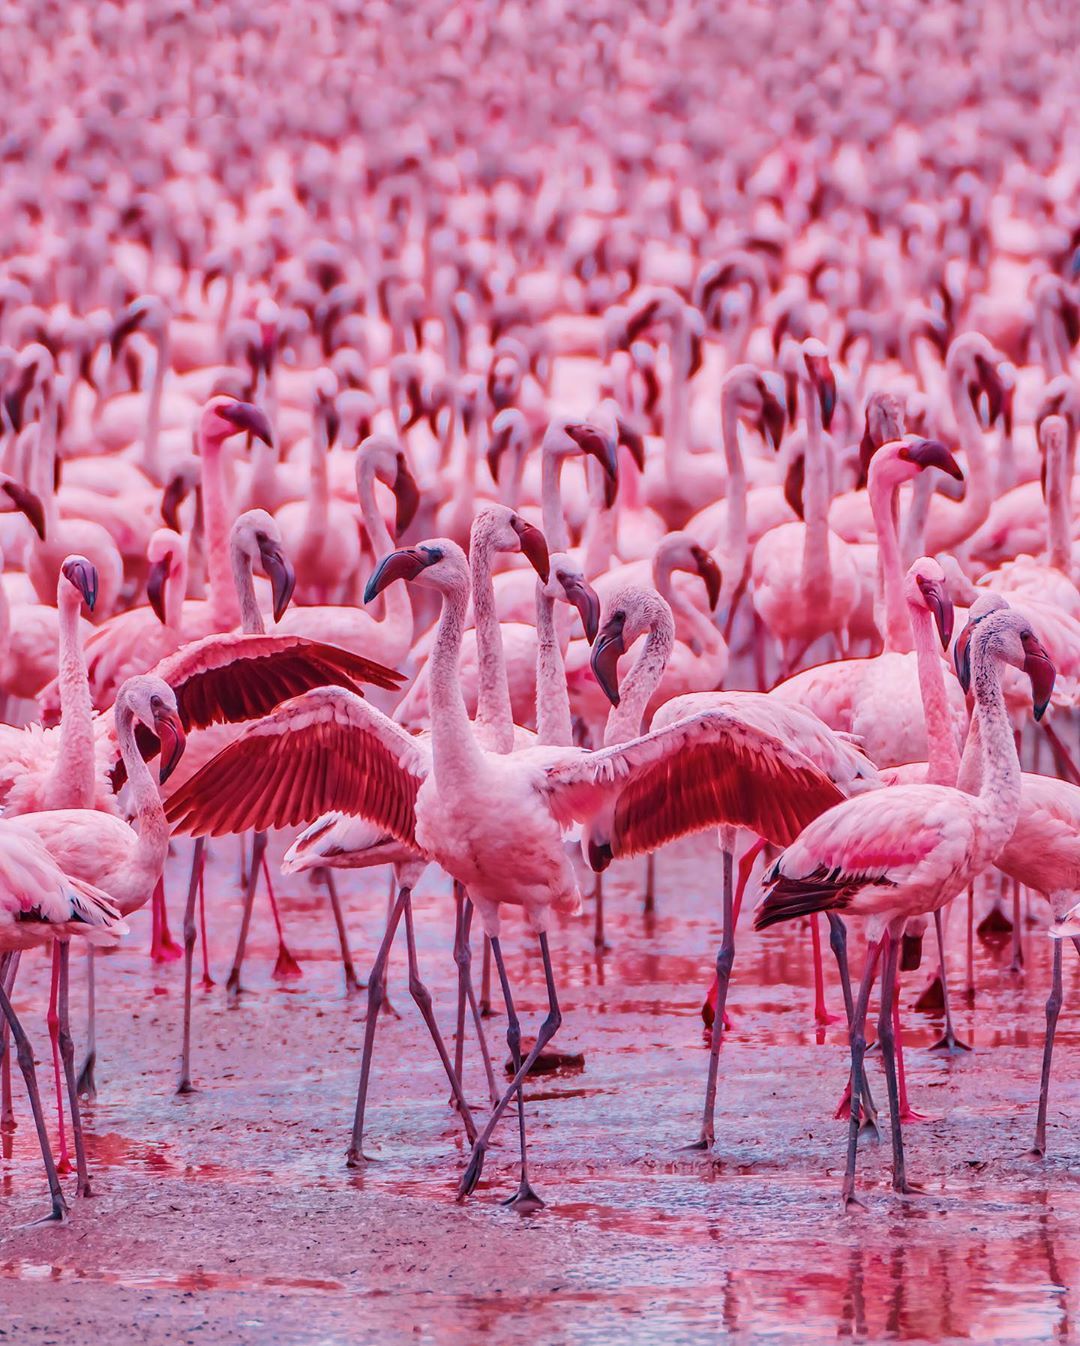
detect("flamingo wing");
top-left (0, 823), bottom-right (126, 940)
top-left (105, 633), bottom-right (406, 790)
top-left (541, 709), bottom-right (845, 853)
top-left (163, 688), bottom-right (426, 846)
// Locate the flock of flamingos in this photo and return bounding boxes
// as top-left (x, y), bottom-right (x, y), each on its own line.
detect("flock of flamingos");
top-left (2, 0), bottom-right (1080, 1230)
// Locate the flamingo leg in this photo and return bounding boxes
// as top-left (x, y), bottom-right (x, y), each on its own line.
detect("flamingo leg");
top-left (400, 890), bottom-right (477, 1144)
top-left (878, 930), bottom-right (921, 1194)
top-left (178, 837), bottom-right (204, 1096)
top-left (76, 948), bottom-right (96, 1100)
top-left (690, 840), bottom-right (735, 1151)
top-left (643, 853), bottom-right (656, 916)
top-left (480, 935), bottom-right (493, 1017)
top-left (929, 907), bottom-right (971, 1053)
top-left (321, 869), bottom-right (360, 995)
top-left (892, 975), bottom-right (927, 1122)
top-left (458, 932), bottom-right (561, 1202)
top-left (965, 883), bottom-right (975, 1001)
top-left (485, 936), bottom-right (543, 1211)
top-left (198, 855), bottom-right (213, 989)
top-left (812, 914), bottom-right (839, 1025)
top-left (346, 885), bottom-right (409, 1167)
top-left (460, 898), bottom-right (499, 1108)
top-left (46, 944), bottom-right (70, 1175)
top-left (1032, 936), bottom-right (1063, 1157)
top-left (0, 979), bottom-right (66, 1222)
top-left (452, 883), bottom-right (467, 1095)
top-left (150, 876), bottom-right (181, 963)
top-left (842, 935), bottom-right (883, 1210)
top-left (57, 943), bottom-right (90, 1197)
top-left (1, 951), bottom-right (20, 1137)
top-left (827, 916), bottom-right (878, 1134)
top-left (263, 855), bottom-right (302, 981)
top-left (593, 873), bottom-right (607, 952)
top-left (1010, 879), bottom-right (1024, 973)
top-left (226, 831), bottom-right (266, 1000)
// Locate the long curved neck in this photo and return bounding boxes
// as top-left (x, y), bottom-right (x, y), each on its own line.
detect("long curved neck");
top-left (1046, 441), bottom-right (1072, 573)
top-left (969, 649), bottom-right (1021, 861)
top-left (720, 391), bottom-right (748, 594)
top-left (535, 586), bottom-right (573, 747)
top-left (664, 319), bottom-right (691, 483)
top-left (357, 462), bottom-right (412, 645)
top-left (45, 590), bottom-right (95, 809)
top-left (143, 329), bottom-right (168, 483)
top-left (1040, 303), bottom-right (1066, 379)
top-left (870, 465), bottom-right (913, 654)
top-left (541, 445), bottom-right (570, 552)
top-left (470, 535), bottom-right (514, 754)
top-left (800, 377), bottom-right (831, 604)
top-left (429, 581), bottom-right (484, 781)
top-left (899, 473), bottom-right (933, 569)
top-left (604, 622), bottom-right (673, 745)
top-left (117, 702), bottom-right (170, 893)
top-left (306, 422), bottom-right (330, 534)
top-left (231, 549), bottom-right (265, 635)
top-left (911, 603), bottom-right (959, 786)
top-left (937, 366), bottom-right (992, 546)
top-left (165, 553), bottom-right (186, 630)
top-left (581, 459), bottom-right (616, 577)
top-left (199, 436), bottom-right (241, 630)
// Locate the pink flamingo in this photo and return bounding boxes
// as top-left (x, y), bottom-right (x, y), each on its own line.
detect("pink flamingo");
top-left (165, 539), bottom-right (843, 1209)
top-left (755, 609), bottom-right (1055, 1206)
top-left (0, 829), bottom-right (124, 1223)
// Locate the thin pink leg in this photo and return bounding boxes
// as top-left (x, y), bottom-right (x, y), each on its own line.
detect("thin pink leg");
top-left (264, 856), bottom-right (302, 980)
top-left (702, 837), bottom-right (766, 1033)
top-left (47, 945), bottom-right (71, 1174)
top-left (150, 877), bottom-right (182, 963)
top-left (893, 979), bottom-right (928, 1122)
top-left (812, 915), bottom-right (840, 1025)
top-left (198, 854), bottom-right (213, 989)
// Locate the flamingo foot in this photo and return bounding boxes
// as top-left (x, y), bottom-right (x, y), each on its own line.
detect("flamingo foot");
top-left (200, 972), bottom-right (215, 991)
top-left (457, 1143), bottom-right (487, 1199)
top-left (76, 1053), bottom-right (96, 1102)
top-left (929, 1030), bottom-right (971, 1054)
top-left (815, 1007), bottom-right (843, 1026)
top-left (150, 930), bottom-right (183, 964)
top-left (842, 1190), bottom-right (868, 1213)
top-left (899, 1105), bottom-right (931, 1122)
top-left (56, 1152), bottom-right (72, 1176)
top-left (345, 1146), bottom-right (374, 1168)
top-left (894, 1179), bottom-right (927, 1196)
top-left (23, 1200), bottom-right (67, 1227)
top-left (272, 944), bottom-right (303, 981)
top-left (502, 1182), bottom-right (545, 1214)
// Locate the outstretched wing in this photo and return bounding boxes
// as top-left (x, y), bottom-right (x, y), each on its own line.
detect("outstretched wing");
top-left (164, 688), bottom-right (426, 846)
top-left (541, 709), bottom-right (845, 855)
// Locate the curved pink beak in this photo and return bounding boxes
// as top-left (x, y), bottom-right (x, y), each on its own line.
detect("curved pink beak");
top-left (1, 478), bottom-right (46, 539)
top-left (558, 574), bottom-right (601, 643)
top-left (364, 546), bottom-right (437, 603)
top-left (591, 612), bottom-right (627, 707)
top-left (916, 574), bottom-right (954, 648)
top-left (146, 557), bottom-right (169, 625)
top-left (393, 453), bottom-right (420, 536)
top-left (691, 545), bottom-right (722, 611)
top-left (155, 709), bottom-right (187, 785)
top-left (512, 518), bottom-right (550, 583)
top-left (257, 537), bottom-right (296, 622)
top-left (218, 401), bottom-right (274, 447)
top-left (61, 556), bottom-right (98, 612)
top-left (1022, 634), bottom-right (1056, 721)
top-left (903, 438), bottom-right (964, 481)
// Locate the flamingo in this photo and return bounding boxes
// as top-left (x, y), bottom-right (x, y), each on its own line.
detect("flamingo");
top-left (0, 829), bottom-right (125, 1223)
top-left (165, 539), bottom-right (844, 1208)
top-left (755, 609), bottom-right (1055, 1206)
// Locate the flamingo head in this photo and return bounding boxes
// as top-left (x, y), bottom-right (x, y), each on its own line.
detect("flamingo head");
top-left (364, 538), bottom-right (468, 602)
top-left (896, 437), bottom-right (964, 481)
top-left (964, 606), bottom-right (1056, 721)
top-left (60, 555), bottom-right (98, 613)
top-left (200, 397), bottom-right (274, 449)
top-left (145, 529), bottom-right (185, 625)
top-left (109, 295), bottom-right (167, 356)
top-left (564, 421), bottom-right (619, 496)
top-left (590, 587), bottom-right (675, 708)
top-left (233, 510), bottom-right (296, 621)
top-left (656, 533), bottom-right (721, 612)
top-left (545, 553), bottom-right (600, 644)
top-left (857, 390), bottom-right (906, 487)
top-left (905, 557), bottom-right (953, 649)
top-left (802, 340), bottom-right (836, 431)
top-left (616, 417), bottom-right (647, 471)
top-left (471, 505), bottom-right (549, 583)
top-left (486, 408), bottom-right (527, 485)
top-left (121, 675), bottom-right (187, 784)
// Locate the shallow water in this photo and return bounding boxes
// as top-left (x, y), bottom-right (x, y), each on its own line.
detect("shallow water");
top-left (2, 833), bottom-right (1078, 1344)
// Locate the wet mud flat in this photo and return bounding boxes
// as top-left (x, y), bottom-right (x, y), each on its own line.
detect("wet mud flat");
top-left (2, 834), bottom-right (1079, 1345)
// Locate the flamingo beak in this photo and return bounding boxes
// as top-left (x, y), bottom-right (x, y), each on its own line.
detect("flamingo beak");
top-left (258, 537), bottom-right (296, 622)
top-left (364, 547), bottom-right (436, 603)
top-left (108, 299), bottom-right (149, 357)
top-left (393, 453), bottom-right (420, 536)
top-left (155, 708), bottom-right (187, 785)
top-left (903, 438), bottom-right (964, 481)
top-left (400, 377), bottom-right (424, 430)
top-left (784, 452), bottom-right (806, 521)
top-left (758, 390), bottom-right (786, 451)
top-left (616, 419), bottom-right (646, 471)
top-left (1022, 634), bottom-right (1056, 721)
top-left (1, 479), bottom-right (46, 539)
top-left (512, 519), bottom-right (550, 583)
top-left (566, 422), bottom-right (618, 485)
top-left (146, 557), bottom-right (170, 625)
top-left (954, 617), bottom-right (976, 693)
top-left (320, 398), bottom-right (340, 449)
top-left (486, 422), bottom-right (512, 484)
top-left (784, 369), bottom-right (798, 424)
top-left (807, 354), bottom-right (836, 430)
top-left (916, 575), bottom-right (954, 649)
top-left (218, 401), bottom-right (274, 447)
top-left (61, 556), bottom-right (98, 612)
top-left (975, 355), bottom-right (1004, 426)
top-left (691, 545), bottom-right (722, 611)
top-left (558, 574), bottom-right (601, 643)
top-left (161, 475), bottom-right (189, 532)
top-left (590, 613), bottom-right (626, 707)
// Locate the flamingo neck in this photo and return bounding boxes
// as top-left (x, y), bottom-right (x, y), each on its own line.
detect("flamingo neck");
top-left (969, 649), bottom-right (1021, 861)
top-left (116, 701), bottom-right (170, 894)
top-left (428, 581), bottom-right (484, 781)
top-left (899, 472), bottom-right (933, 569)
top-left (46, 587), bottom-right (95, 809)
top-left (142, 329), bottom-right (168, 484)
top-left (719, 391), bottom-right (748, 597)
top-left (470, 534), bottom-right (514, 754)
top-left (357, 462), bottom-right (412, 652)
top-left (800, 378), bottom-right (831, 605)
top-left (664, 321), bottom-right (691, 484)
top-left (940, 365), bottom-right (992, 546)
top-left (199, 436), bottom-right (241, 630)
top-left (910, 603), bottom-right (960, 786)
top-left (870, 465), bottom-right (914, 654)
top-left (306, 424), bottom-right (331, 534)
top-left (581, 459), bottom-right (616, 577)
top-left (541, 446), bottom-right (570, 552)
top-left (604, 619), bottom-right (673, 746)
top-left (535, 586), bottom-right (573, 747)
top-left (1046, 440), bottom-right (1072, 574)
top-left (164, 552), bottom-right (187, 630)
top-left (231, 548), bottom-right (265, 635)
